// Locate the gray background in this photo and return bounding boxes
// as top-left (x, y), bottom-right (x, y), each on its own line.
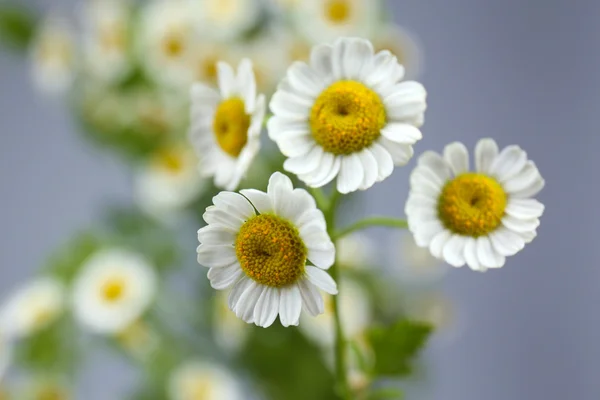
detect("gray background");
top-left (1, 0), bottom-right (598, 399)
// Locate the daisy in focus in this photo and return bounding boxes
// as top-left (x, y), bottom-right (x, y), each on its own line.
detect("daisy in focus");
top-left (72, 249), bottom-right (157, 334)
top-left (268, 37), bottom-right (427, 194)
top-left (29, 16), bottom-right (76, 95)
top-left (405, 138), bottom-right (545, 271)
top-left (0, 277), bottom-right (65, 338)
top-left (189, 59), bottom-right (266, 191)
top-left (135, 144), bottom-right (206, 219)
top-left (168, 361), bottom-right (243, 400)
top-left (196, 172), bottom-right (337, 327)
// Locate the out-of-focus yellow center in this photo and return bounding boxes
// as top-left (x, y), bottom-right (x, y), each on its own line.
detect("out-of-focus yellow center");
top-left (182, 377), bottom-right (213, 399)
top-left (213, 97), bottom-right (250, 158)
top-left (100, 24), bottom-right (127, 52)
top-left (437, 173), bottom-right (507, 237)
top-left (310, 81), bottom-right (386, 155)
top-left (154, 148), bottom-right (185, 173)
top-left (162, 32), bottom-right (185, 58)
top-left (325, 0), bottom-right (351, 23)
top-left (101, 277), bottom-right (127, 303)
top-left (235, 214), bottom-right (307, 288)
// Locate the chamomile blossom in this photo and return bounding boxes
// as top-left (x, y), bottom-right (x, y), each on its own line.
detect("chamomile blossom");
top-left (135, 144), bottom-right (206, 219)
top-left (189, 59), bottom-right (266, 191)
top-left (194, 0), bottom-right (261, 41)
top-left (292, 0), bottom-right (380, 45)
top-left (72, 249), bottom-right (157, 334)
top-left (81, 0), bottom-right (132, 83)
top-left (269, 37), bottom-right (427, 194)
top-left (29, 16), bottom-right (76, 94)
top-left (405, 139), bottom-right (545, 271)
top-left (373, 24), bottom-right (423, 79)
top-left (168, 361), bottom-right (243, 400)
top-left (196, 172), bottom-right (337, 327)
top-left (0, 277), bottom-right (65, 338)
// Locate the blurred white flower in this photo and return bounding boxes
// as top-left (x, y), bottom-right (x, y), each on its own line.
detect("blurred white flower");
top-left (189, 42), bottom-right (237, 87)
top-left (337, 232), bottom-right (375, 269)
top-left (72, 249), bottom-right (157, 334)
top-left (194, 0), bottom-right (261, 41)
top-left (292, 0), bottom-right (380, 45)
top-left (373, 23), bottom-right (423, 79)
top-left (137, 0), bottom-right (199, 88)
top-left (189, 59), bottom-right (265, 191)
top-left (29, 16), bottom-right (76, 95)
top-left (168, 361), bottom-right (244, 400)
top-left (390, 232), bottom-right (448, 284)
top-left (212, 291), bottom-right (249, 353)
top-left (0, 277), bottom-right (65, 338)
top-left (135, 144), bottom-right (206, 219)
top-left (299, 278), bottom-right (370, 347)
top-left (81, 0), bottom-right (133, 83)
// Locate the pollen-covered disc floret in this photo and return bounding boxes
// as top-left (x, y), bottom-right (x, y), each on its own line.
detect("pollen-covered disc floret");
top-left (269, 37), bottom-right (427, 194)
top-left (196, 172), bottom-right (337, 328)
top-left (405, 139), bottom-right (545, 272)
top-left (189, 59), bottom-right (266, 191)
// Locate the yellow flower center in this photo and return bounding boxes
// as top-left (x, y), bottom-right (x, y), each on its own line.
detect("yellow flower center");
top-left (197, 55), bottom-right (219, 83)
top-left (162, 33), bottom-right (185, 58)
top-left (101, 277), bottom-right (127, 302)
top-left (325, 0), bottom-right (351, 23)
top-left (154, 148), bottom-right (185, 173)
top-left (310, 81), bottom-right (386, 155)
top-left (437, 173), bottom-right (507, 237)
top-left (213, 97), bottom-right (250, 158)
top-left (235, 214), bottom-right (307, 288)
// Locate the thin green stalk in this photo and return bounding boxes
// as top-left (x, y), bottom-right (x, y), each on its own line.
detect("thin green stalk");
top-left (334, 217), bottom-right (408, 240)
top-left (310, 187), bottom-right (329, 211)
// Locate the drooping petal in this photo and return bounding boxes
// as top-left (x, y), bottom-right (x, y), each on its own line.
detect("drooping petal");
top-left (297, 279), bottom-right (324, 317)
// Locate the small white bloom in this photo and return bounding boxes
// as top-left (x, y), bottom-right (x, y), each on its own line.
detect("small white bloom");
top-left (291, 0), bottom-right (380, 45)
top-left (72, 249), bottom-right (157, 334)
top-left (212, 291), bottom-right (249, 353)
top-left (135, 144), bottom-right (206, 219)
top-left (193, 0), bottom-right (261, 41)
top-left (189, 59), bottom-right (266, 191)
top-left (29, 16), bottom-right (76, 94)
top-left (405, 138), bottom-right (545, 271)
top-left (390, 232), bottom-right (448, 284)
top-left (81, 0), bottom-right (133, 83)
top-left (336, 232), bottom-right (375, 269)
top-left (197, 172), bottom-right (337, 328)
top-left (0, 277), bottom-right (65, 338)
top-left (269, 37), bottom-right (427, 194)
top-left (373, 23), bottom-right (423, 79)
top-left (168, 361), bottom-right (243, 400)
top-left (188, 42), bottom-right (237, 87)
top-left (299, 278), bottom-right (370, 347)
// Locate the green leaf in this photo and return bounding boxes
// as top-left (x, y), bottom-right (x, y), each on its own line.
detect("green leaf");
top-left (367, 387), bottom-right (405, 400)
top-left (366, 319), bottom-right (432, 378)
top-left (0, 4), bottom-right (36, 51)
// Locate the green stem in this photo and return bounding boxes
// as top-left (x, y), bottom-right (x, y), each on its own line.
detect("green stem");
top-left (334, 217), bottom-right (408, 240)
top-left (310, 187), bottom-right (329, 211)
top-left (324, 190), bottom-right (351, 400)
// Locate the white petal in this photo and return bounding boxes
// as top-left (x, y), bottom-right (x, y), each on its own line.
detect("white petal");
top-left (357, 148), bottom-right (379, 190)
top-left (283, 146), bottom-right (324, 176)
top-left (197, 226), bottom-right (236, 245)
top-left (442, 234), bottom-right (467, 267)
top-left (249, 94), bottom-right (266, 134)
top-left (234, 281), bottom-right (262, 323)
top-left (279, 285), bottom-right (302, 327)
top-left (213, 192), bottom-right (256, 220)
top-left (307, 242), bottom-right (336, 270)
top-left (228, 277), bottom-right (253, 310)
top-left (330, 37), bottom-right (349, 80)
top-left (464, 238), bottom-right (484, 272)
top-left (369, 143), bottom-right (394, 182)
top-left (190, 83), bottom-right (221, 106)
top-left (267, 117), bottom-right (310, 142)
top-left (295, 209), bottom-right (327, 232)
top-left (253, 287), bottom-right (280, 328)
top-left (379, 138), bottom-right (414, 166)
top-left (287, 61), bottom-right (326, 98)
top-left (309, 43), bottom-right (333, 78)
top-left (305, 266), bottom-right (338, 294)
top-left (429, 230), bottom-right (452, 259)
top-left (412, 220), bottom-right (444, 247)
top-left (300, 153), bottom-right (339, 188)
top-left (381, 123), bottom-right (422, 145)
top-left (501, 215), bottom-right (540, 233)
top-left (270, 81), bottom-right (312, 119)
top-left (300, 220), bottom-right (333, 249)
top-left (217, 62), bottom-right (237, 98)
top-left (409, 167), bottom-right (443, 196)
top-left (336, 154), bottom-right (364, 194)
top-left (384, 81), bottom-right (427, 122)
top-left (364, 50), bottom-right (405, 93)
top-left (476, 236), bottom-right (505, 269)
top-left (298, 279), bottom-right (324, 316)
top-left (489, 227), bottom-right (525, 257)
top-left (197, 245), bottom-right (237, 268)
top-left (503, 162), bottom-right (545, 199)
top-left (443, 142), bottom-right (469, 175)
top-left (342, 38), bottom-right (374, 80)
top-left (405, 192), bottom-right (437, 214)
top-left (418, 151), bottom-right (451, 181)
top-left (267, 172), bottom-right (294, 215)
top-left (475, 138), bottom-right (499, 174)
top-left (237, 58), bottom-right (256, 113)
top-left (505, 198), bottom-right (545, 219)
top-left (490, 145), bottom-right (528, 182)
top-left (276, 134), bottom-right (314, 158)
top-left (277, 189), bottom-right (317, 224)
top-left (518, 229), bottom-right (537, 244)
top-left (203, 206), bottom-right (244, 230)
top-left (239, 189), bottom-right (273, 214)
top-left (208, 264), bottom-right (243, 290)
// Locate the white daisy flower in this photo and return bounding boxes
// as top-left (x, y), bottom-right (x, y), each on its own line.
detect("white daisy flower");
top-left (212, 292), bottom-right (249, 353)
top-left (196, 172), bottom-right (337, 328)
top-left (135, 144), bottom-right (206, 219)
top-left (137, 0), bottom-right (199, 88)
top-left (72, 249), bottom-right (157, 334)
top-left (29, 16), bottom-right (76, 95)
top-left (373, 23), bottom-right (423, 79)
top-left (189, 59), bottom-right (266, 191)
top-left (81, 0), bottom-right (132, 83)
top-left (193, 0), bottom-right (261, 41)
top-left (268, 37), bottom-right (427, 194)
top-left (0, 277), bottom-right (65, 339)
top-left (299, 278), bottom-right (370, 347)
top-left (405, 138), bottom-right (545, 271)
top-left (291, 0), bottom-right (380, 45)
top-left (168, 361), bottom-right (243, 400)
